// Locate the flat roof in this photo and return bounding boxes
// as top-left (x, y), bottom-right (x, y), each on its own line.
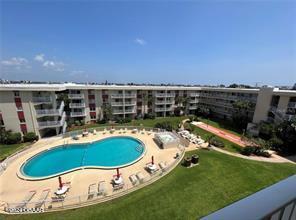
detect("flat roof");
top-left (0, 83), bottom-right (295, 95)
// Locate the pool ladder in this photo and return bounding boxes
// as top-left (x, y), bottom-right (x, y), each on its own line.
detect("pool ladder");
top-left (135, 145), bottom-right (143, 153)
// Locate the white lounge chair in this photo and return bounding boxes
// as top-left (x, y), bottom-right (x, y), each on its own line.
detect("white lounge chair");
top-left (35, 189), bottom-right (50, 208)
top-left (16, 190), bottom-right (36, 208)
top-left (102, 128), bottom-right (107, 134)
top-left (136, 172), bottom-right (145, 183)
top-left (88, 183), bottom-right (97, 199)
top-left (123, 128), bottom-right (127, 133)
top-left (147, 130), bottom-right (152, 135)
top-left (159, 162), bottom-right (167, 171)
top-left (98, 181), bottom-right (106, 196)
top-left (93, 129), bottom-right (97, 135)
top-left (141, 129), bottom-right (145, 134)
top-left (129, 174), bottom-right (138, 185)
top-left (132, 128), bottom-right (138, 134)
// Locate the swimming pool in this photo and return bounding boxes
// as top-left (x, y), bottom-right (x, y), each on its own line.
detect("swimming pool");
top-left (20, 136), bottom-right (145, 180)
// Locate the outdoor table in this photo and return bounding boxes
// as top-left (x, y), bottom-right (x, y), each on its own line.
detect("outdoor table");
top-left (113, 176), bottom-right (123, 185)
top-left (55, 185), bottom-right (69, 195)
top-left (147, 164), bottom-right (157, 171)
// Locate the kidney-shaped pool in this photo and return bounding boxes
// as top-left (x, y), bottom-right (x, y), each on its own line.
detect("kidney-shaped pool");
top-left (20, 136), bottom-right (145, 180)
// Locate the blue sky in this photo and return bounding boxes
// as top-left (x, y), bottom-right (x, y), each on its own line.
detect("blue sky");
top-left (1, 1), bottom-right (295, 86)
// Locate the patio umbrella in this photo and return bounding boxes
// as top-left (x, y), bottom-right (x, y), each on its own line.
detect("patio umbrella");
top-left (116, 168), bottom-right (120, 178)
top-left (151, 156), bottom-right (154, 165)
top-left (58, 176), bottom-right (63, 188)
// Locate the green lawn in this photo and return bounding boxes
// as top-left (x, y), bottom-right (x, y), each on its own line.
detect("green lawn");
top-left (196, 117), bottom-right (243, 137)
top-left (3, 150), bottom-right (295, 220)
top-left (68, 116), bottom-right (187, 131)
top-left (0, 143), bottom-right (31, 161)
top-left (191, 125), bottom-right (243, 153)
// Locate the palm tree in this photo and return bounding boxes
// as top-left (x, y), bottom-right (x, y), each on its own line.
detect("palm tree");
top-left (232, 100), bottom-right (254, 129)
top-left (102, 103), bottom-right (113, 121)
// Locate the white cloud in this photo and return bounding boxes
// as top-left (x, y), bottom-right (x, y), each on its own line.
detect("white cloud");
top-left (43, 60), bottom-right (65, 72)
top-left (34, 54), bottom-right (45, 62)
top-left (70, 70), bottom-right (85, 76)
top-left (134, 38), bottom-right (147, 46)
top-left (1, 57), bottom-right (28, 66)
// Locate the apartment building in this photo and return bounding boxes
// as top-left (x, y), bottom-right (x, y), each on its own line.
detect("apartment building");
top-left (0, 83), bottom-right (295, 137)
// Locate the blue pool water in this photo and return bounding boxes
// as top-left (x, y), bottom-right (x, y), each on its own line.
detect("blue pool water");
top-left (21, 136), bottom-right (145, 179)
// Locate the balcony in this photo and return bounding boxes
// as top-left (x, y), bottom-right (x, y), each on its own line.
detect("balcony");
top-left (35, 101), bottom-right (64, 117)
top-left (190, 93), bottom-right (200, 97)
top-left (155, 107), bottom-right (174, 112)
top-left (69, 103), bottom-right (86, 108)
top-left (68, 93), bottom-right (85, 99)
top-left (155, 93), bottom-right (175, 98)
top-left (124, 101), bottom-right (137, 106)
top-left (124, 94), bottom-right (137, 98)
top-left (111, 102), bottom-right (124, 106)
top-left (125, 109), bottom-right (136, 114)
top-left (189, 99), bottom-right (199, 104)
top-left (38, 111), bottom-right (66, 129)
top-left (189, 105), bottom-right (198, 110)
top-left (155, 100), bottom-right (175, 105)
top-left (33, 96), bottom-right (52, 104)
top-left (288, 102), bottom-right (296, 108)
top-left (70, 111), bottom-right (86, 117)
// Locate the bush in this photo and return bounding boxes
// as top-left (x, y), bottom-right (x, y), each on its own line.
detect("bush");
top-left (23, 132), bottom-right (39, 142)
top-left (241, 146), bottom-right (271, 158)
top-left (74, 120), bottom-right (81, 126)
top-left (144, 113), bottom-right (155, 120)
top-left (154, 121), bottom-right (173, 131)
top-left (268, 137), bottom-right (284, 151)
top-left (97, 118), bottom-right (107, 124)
top-left (116, 117), bottom-right (132, 124)
top-left (209, 137), bottom-right (224, 148)
top-left (6, 132), bottom-right (22, 144)
top-left (183, 123), bottom-right (195, 132)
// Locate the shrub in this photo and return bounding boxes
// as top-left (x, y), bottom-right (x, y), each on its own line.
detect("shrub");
top-left (241, 146), bottom-right (271, 158)
top-left (209, 137), bottom-right (224, 148)
top-left (144, 113), bottom-right (155, 119)
top-left (74, 120), bottom-right (81, 126)
top-left (97, 118), bottom-right (107, 124)
top-left (268, 137), bottom-right (284, 151)
top-left (183, 123), bottom-right (195, 132)
top-left (23, 132), bottom-right (39, 142)
top-left (6, 132), bottom-right (22, 144)
top-left (154, 121), bottom-right (173, 131)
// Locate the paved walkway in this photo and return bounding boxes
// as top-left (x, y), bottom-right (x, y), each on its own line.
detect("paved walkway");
top-left (211, 146), bottom-right (295, 164)
top-left (191, 121), bottom-right (247, 147)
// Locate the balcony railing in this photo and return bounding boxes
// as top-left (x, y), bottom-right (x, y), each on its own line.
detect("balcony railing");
top-left (189, 105), bottom-right (198, 110)
top-left (70, 111), bottom-right (86, 117)
top-left (288, 102), bottom-right (296, 108)
top-left (32, 96), bottom-right (52, 103)
top-left (111, 102), bottom-right (124, 106)
top-left (38, 111), bottom-right (66, 129)
top-left (69, 103), bottom-right (86, 108)
top-left (124, 109), bottom-right (136, 114)
top-left (111, 94), bottom-right (137, 99)
top-left (189, 99), bottom-right (199, 104)
top-left (201, 175), bottom-right (296, 220)
top-left (124, 94), bottom-right (137, 98)
top-left (68, 94), bottom-right (85, 99)
top-left (112, 109), bottom-right (136, 114)
top-left (190, 93), bottom-right (200, 97)
top-left (35, 101), bottom-right (64, 117)
top-left (155, 93), bottom-right (176, 98)
top-left (155, 107), bottom-right (174, 112)
top-left (155, 100), bottom-right (175, 105)
top-left (124, 101), bottom-right (137, 106)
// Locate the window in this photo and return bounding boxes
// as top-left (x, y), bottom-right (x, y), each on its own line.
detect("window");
top-left (19, 118), bottom-right (26, 123)
top-left (14, 91), bottom-right (20, 97)
top-left (90, 107), bottom-right (95, 111)
top-left (90, 115), bottom-right (96, 119)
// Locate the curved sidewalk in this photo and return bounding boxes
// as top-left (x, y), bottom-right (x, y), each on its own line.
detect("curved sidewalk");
top-left (211, 146), bottom-right (295, 164)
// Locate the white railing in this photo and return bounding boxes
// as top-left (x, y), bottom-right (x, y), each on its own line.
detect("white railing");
top-left (155, 107), bottom-right (174, 112)
top-left (288, 102), bottom-right (296, 108)
top-left (69, 103), bottom-right (86, 108)
top-left (32, 96), bottom-right (52, 103)
top-left (189, 106), bottom-right (198, 110)
top-left (124, 94), bottom-right (137, 98)
top-left (111, 102), bottom-right (124, 106)
top-left (38, 112), bottom-right (66, 128)
top-left (155, 93), bottom-right (176, 98)
top-left (155, 100), bottom-right (175, 105)
top-left (70, 111), bottom-right (86, 117)
top-left (124, 109), bottom-right (136, 114)
top-left (35, 101), bottom-right (64, 117)
top-left (124, 101), bottom-right (137, 106)
top-left (190, 93), bottom-right (200, 97)
top-left (111, 94), bottom-right (124, 98)
top-left (68, 94), bottom-right (84, 99)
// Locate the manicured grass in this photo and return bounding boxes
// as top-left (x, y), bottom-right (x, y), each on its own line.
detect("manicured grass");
top-left (0, 143), bottom-right (31, 161)
top-left (68, 116), bottom-right (187, 131)
top-left (192, 126), bottom-right (243, 153)
top-left (3, 150), bottom-right (295, 220)
top-left (196, 117), bottom-right (243, 137)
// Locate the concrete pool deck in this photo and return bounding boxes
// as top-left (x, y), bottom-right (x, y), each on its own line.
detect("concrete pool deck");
top-left (0, 130), bottom-right (183, 212)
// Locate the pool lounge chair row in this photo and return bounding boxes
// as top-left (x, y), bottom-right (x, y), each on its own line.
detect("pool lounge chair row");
top-left (13, 189), bottom-right (51, 209)
top-left (87, 181), bottom-right (106, 199)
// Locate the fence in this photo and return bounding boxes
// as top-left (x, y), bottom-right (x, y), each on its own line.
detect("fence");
top-left (1, 126), bottom-right (185, 214)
